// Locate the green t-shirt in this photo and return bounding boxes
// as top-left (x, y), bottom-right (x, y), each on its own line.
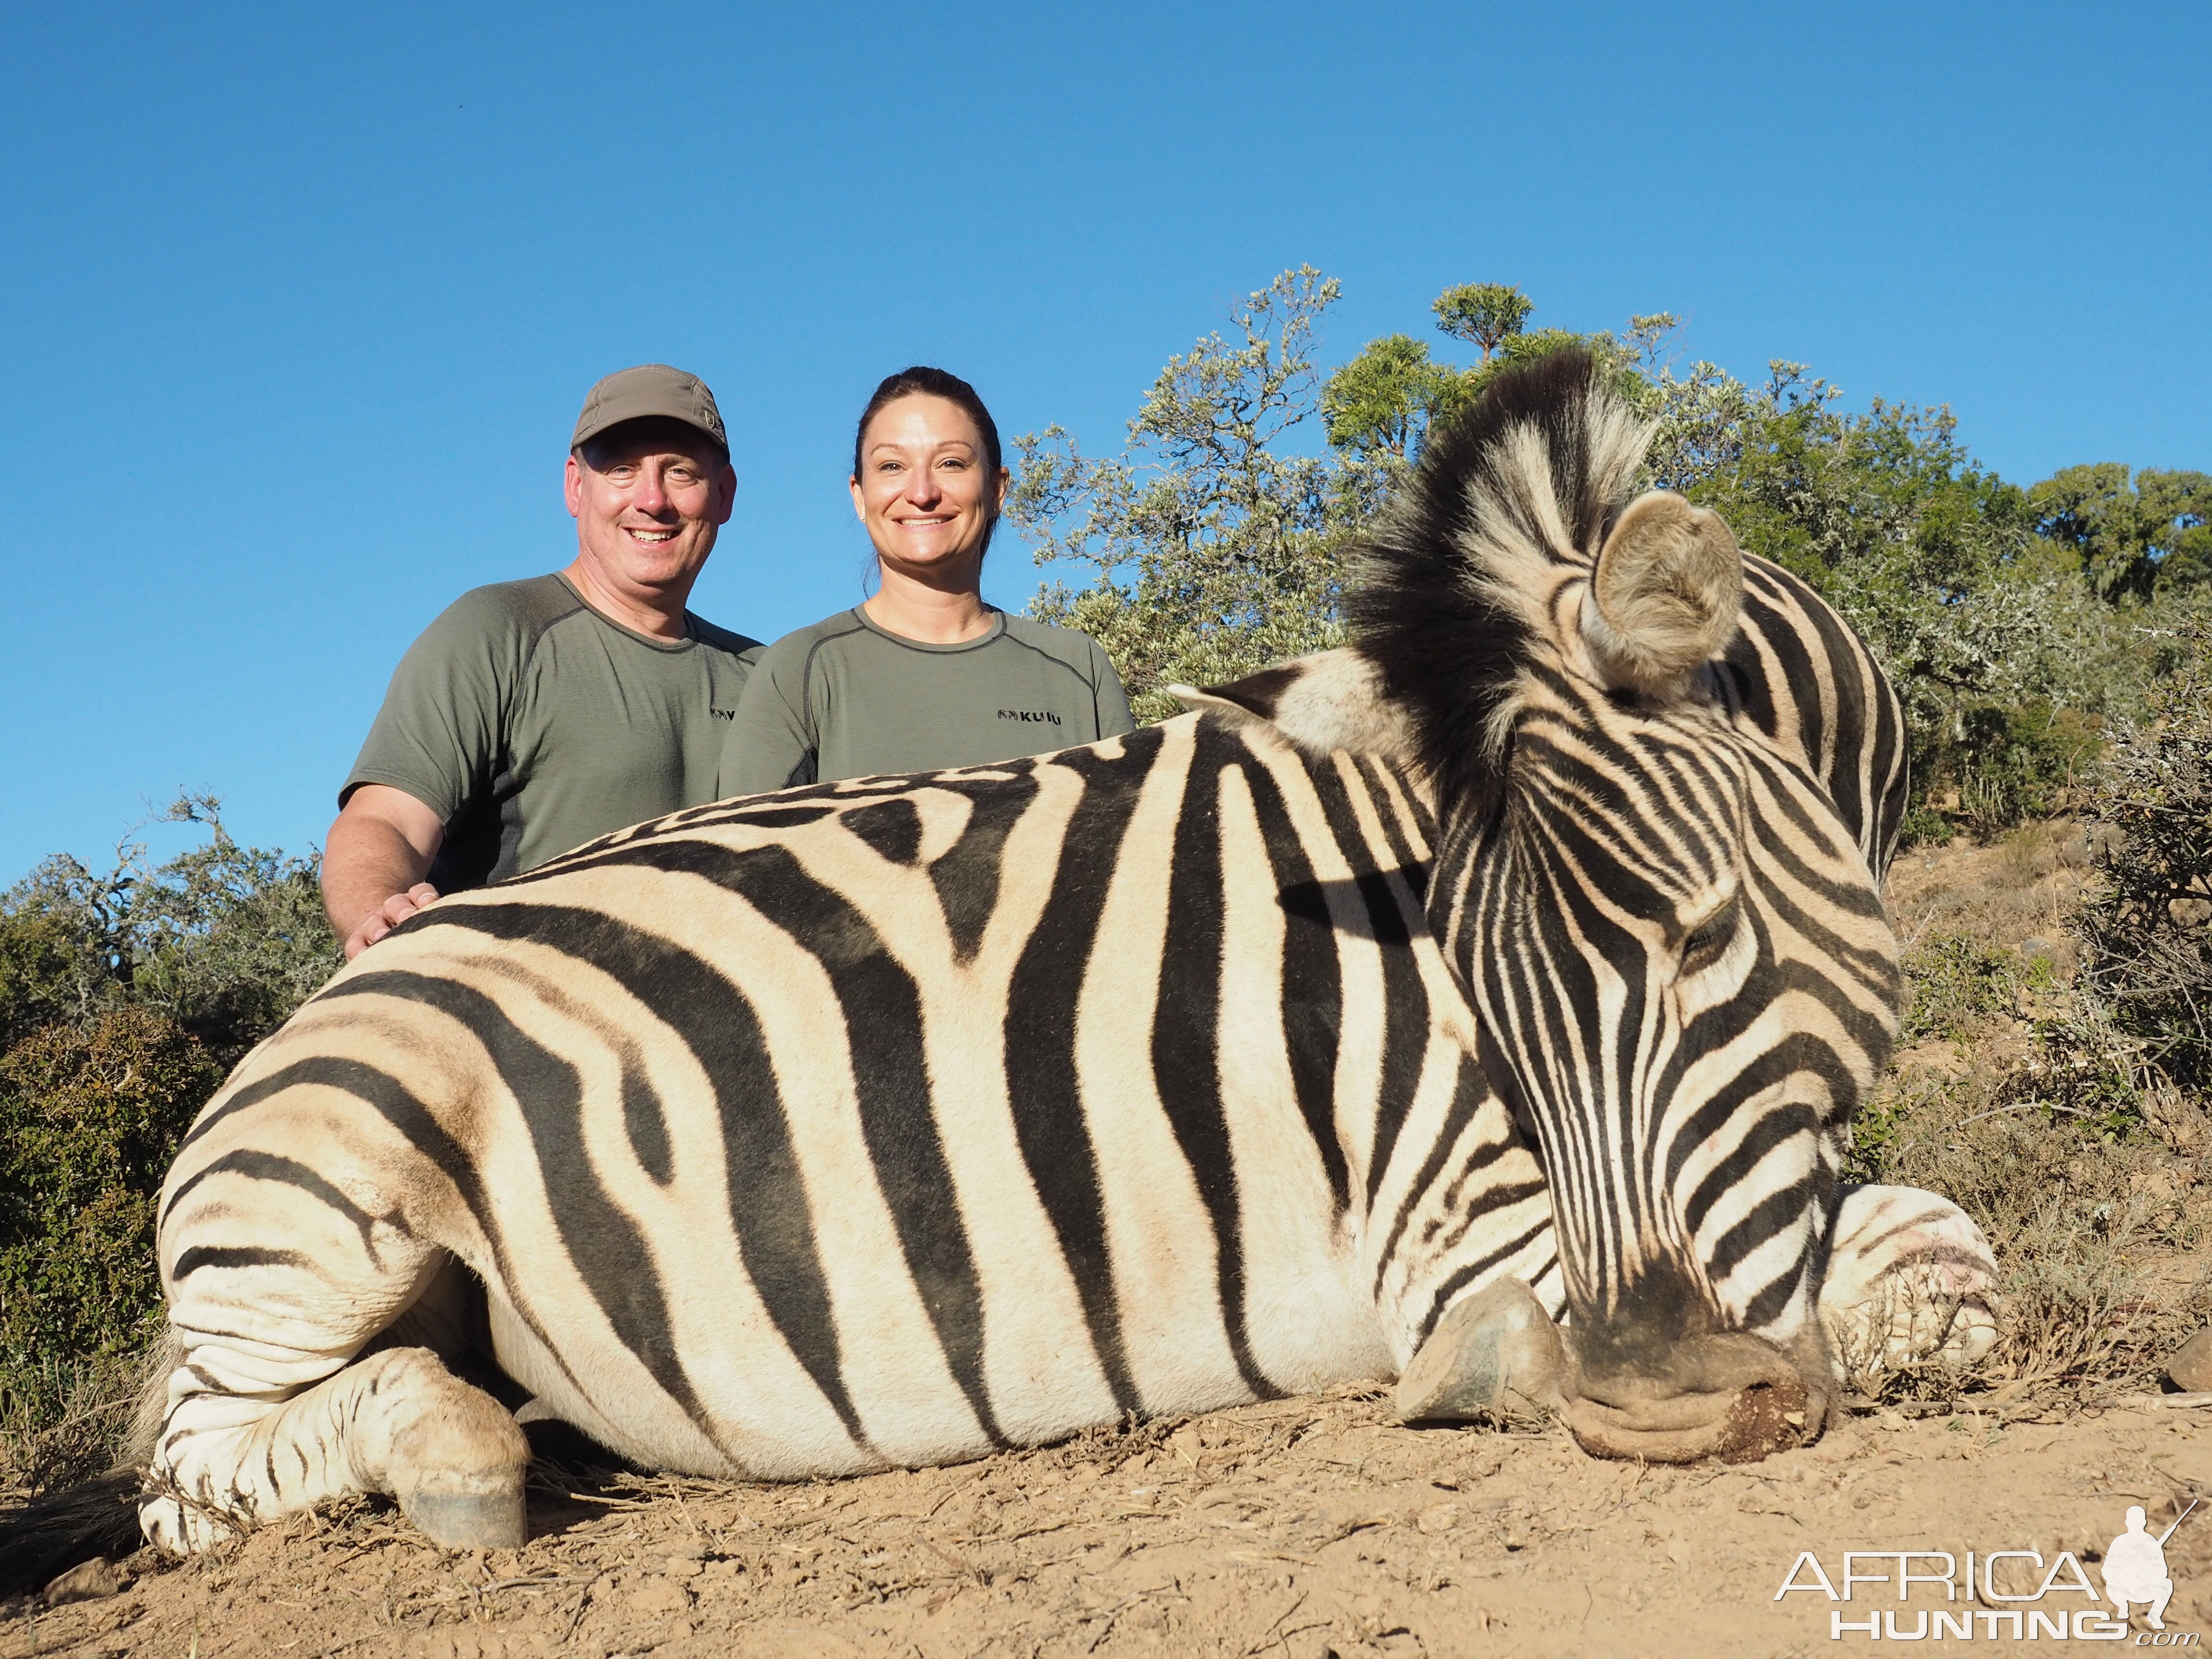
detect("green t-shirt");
top-left (342, 573), bottom-right (761, 890)
top-left (719, 608), bottom-right (1135, 793)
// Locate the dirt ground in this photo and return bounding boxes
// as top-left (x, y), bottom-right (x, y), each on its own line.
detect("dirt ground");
top-left (12, 824), bottom-right (2210, 1657)
top-left (10, 1389), bottom-right (2212, 1658)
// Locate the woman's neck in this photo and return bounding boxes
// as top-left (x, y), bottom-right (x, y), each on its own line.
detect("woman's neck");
top-left (863, 560), bottom-right (995, 645)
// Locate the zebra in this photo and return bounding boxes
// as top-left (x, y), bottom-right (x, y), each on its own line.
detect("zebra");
top-left (136, 350), bottom-right (1994, 1556)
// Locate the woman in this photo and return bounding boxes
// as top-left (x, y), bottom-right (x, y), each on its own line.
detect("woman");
top-left (720, 366), bottom-right (1134, 793)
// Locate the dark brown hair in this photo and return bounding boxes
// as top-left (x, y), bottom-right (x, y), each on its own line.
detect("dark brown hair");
top-left (852, 365), bottom-right (1002, 481)
top-left (853, 366), bottom-right (1004, 561)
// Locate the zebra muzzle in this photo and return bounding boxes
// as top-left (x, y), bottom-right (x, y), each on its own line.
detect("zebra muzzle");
top-left (1558, 1328), bottom-right (1823, 1465)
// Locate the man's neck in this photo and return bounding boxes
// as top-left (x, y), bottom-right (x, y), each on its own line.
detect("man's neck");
top-left (863, 563), bottom-right (994, 645)
top-left (561, 555), bottom-right (692, 641)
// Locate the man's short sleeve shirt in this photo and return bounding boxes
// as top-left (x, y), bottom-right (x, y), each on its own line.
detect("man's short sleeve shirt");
top-left (342, 573), bottom-right (761, 889)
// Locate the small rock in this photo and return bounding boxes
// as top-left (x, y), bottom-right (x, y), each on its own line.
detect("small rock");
top-left (2168, 1329), bottom-right (2212, 1392)
top-left (43, 1557), bottom-right (123, 1606)
top-left (1416, 1502), bottom-right (1462, 1534)
top-left (625, 1575), bottom-right (691, 1617)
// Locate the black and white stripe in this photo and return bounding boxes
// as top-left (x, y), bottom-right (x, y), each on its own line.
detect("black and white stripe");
top-left (1337, 349), bottom-right (1912, 1433)
top-left (141, 350), bottom-right (1989, 1550)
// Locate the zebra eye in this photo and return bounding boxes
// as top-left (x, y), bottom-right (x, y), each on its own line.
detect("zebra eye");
top-left (1680, 901), bottom-right (1741, 968)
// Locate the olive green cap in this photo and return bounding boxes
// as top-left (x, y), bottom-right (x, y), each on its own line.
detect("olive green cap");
top-left (571, 364), bottom-right (727, 454)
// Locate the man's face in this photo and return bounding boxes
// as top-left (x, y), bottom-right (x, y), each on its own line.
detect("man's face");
top-left (564, 419), bottom-right (735, 598)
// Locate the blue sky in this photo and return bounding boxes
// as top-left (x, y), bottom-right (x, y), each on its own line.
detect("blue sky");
top-left (2, 0), bottom-right (2205, 881)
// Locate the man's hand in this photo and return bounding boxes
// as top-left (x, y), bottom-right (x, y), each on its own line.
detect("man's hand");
top-left (344, 880), bottom-right (441, 959)
top-left (324, 784), bottom-right (446, 960)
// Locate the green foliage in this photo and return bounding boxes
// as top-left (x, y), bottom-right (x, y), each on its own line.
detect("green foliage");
top-left (0, 800), bottom-right (337, 1487)
top-left (1011, 269), bottom-right (2200, 826)
top-left (1011, 274), bottom-right (1672, 719)
top-left (0, 794), bottom-right (340, 1066)
top-left (1952, 701), bottom-right (2104, 833)
top-left (1431, 282), bottom-right (1533, 360)
top-left (1011, 268), bottom-right (1369, 720)
top-left (2032, 464), bottom-right (2212, 602)
top-left (1899, 932), bottom-right (2049, 1044)
top-left (2073, 620), bottom-right (2212, 1090)
top-left (0, 1008), bottom-right (219, 1443)
top-left (1319, 333), bottom-right (1460, 460)
top-left (1637, 360), bottom-right (2174, 839)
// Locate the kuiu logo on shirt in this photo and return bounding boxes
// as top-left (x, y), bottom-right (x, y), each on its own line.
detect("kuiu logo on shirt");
top-left (709, 707), bottom-right (738, 721)
top-left (998, 709), bottom-right (1063, 725)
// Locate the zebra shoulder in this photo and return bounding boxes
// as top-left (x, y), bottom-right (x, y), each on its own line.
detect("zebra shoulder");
top-left (1168, 648), bottom-right (1419, 766)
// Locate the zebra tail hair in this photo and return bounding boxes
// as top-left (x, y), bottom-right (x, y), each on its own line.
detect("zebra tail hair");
top-left (0, 1331), bottom-right (178, 1596)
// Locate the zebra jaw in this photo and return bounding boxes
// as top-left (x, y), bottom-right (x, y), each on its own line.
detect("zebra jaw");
top-left (1396, 1280), bottom-right (1827, 1465)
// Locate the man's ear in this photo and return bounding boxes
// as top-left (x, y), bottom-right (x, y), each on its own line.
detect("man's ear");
top-left (1172, 648), bottom-right (1418, 763)
top-left (564, 451), bottom-right (586, 520)
top-left (711, 459), bottom-right (737, 527)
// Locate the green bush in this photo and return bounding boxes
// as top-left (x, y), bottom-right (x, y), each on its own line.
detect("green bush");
top-left (0, 800), bottom-right (337, 1491)
top-left (2074, 622), bottom-right (2212, 1091)
top-left (1898, 932), bottom-right (2032, 1044)
top-left (0, 1008), bottom-right (219, 1452)
top-left (1953, 701), bottom-right (2105, 835)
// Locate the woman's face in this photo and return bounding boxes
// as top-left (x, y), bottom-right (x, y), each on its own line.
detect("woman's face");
top-left (851, 394), bottom-right (1007, 580)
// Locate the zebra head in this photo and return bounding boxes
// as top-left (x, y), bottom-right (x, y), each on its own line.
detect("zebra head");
top-left (1190, 350), bottom-right (1899, 1463)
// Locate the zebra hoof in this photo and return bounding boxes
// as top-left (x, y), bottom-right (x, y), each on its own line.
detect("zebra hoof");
top-left (1396, 1277), bottom-right (1566, 1424)
top-left (397, 1480), bottom-right (528, 1551)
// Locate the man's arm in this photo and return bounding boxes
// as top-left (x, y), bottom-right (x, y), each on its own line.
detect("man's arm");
top-left (323, 784), bottom-right (446, 959)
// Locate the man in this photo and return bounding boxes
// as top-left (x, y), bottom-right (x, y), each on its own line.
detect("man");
top-left (323, 364), bottom-right (759, 958)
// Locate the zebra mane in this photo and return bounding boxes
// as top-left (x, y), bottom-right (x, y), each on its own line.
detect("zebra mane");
top-left (1345, 348), bottom-right (1652, 811)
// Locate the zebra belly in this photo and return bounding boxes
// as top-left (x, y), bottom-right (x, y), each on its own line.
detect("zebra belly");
top-left (471, 1177), bottom-right (1381, 1481)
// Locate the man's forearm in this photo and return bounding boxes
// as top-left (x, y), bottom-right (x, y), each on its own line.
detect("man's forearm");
top-left (322, 810), bottom-right (437, 940)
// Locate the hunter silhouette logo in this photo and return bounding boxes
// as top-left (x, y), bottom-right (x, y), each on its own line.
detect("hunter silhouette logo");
top-left (1775, 1499), bottom-right (2200, 1642)
top-left (2107, 1501), bottom-right (2196, 1632)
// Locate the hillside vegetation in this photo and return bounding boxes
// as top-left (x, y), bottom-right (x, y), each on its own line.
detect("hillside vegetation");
top-left (3, 277), bottom-right (2207, 1510)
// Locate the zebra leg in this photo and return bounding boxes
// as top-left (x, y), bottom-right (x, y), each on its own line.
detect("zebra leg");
top-left (1396, 1277), bottom-right (1568, 1423)
top-left (144, 1343), bottom-right (529, 1553)
top-left (1818, 1184), bottom-right (2000, 1385)
top-left (143, 1237), bottom-right (529, 1554)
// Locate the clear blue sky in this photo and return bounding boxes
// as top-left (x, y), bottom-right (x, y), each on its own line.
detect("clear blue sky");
top-left (2, 1), bottom-right (2205, 881)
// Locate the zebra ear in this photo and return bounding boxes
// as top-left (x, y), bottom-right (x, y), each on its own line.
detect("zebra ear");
top-left (1581, 491), bottom-right (1743, 695)
top-left (1171, 648), bottom-right (1418, 762)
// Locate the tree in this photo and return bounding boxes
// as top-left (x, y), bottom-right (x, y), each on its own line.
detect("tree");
top-left (2031, 464), bottom-right (2212, 602)
top-left (1431, 282), bottom-right (1534, 361)
top-left (1010, 268), bottom-right (1369, 720)
top-left (1319, 333), bottom-right (1460, 460)
top-left (0, 796), bottom-right (340, 1065)
top-left (1011, 268), bottom-right (2193, 839)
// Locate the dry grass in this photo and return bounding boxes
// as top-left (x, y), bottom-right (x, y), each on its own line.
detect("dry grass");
top-left (1851, 819), bottom-right (2212, 1410)
top-left (0, 1343), bottom-right (164, 1503)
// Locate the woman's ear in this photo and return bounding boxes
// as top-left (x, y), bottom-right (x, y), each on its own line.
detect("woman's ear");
top-left (849, 474), bottom-right (867, 522)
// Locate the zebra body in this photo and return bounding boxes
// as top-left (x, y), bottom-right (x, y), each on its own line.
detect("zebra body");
top-left (143, 352), bottom-right (1996, 1552)
top-left (148, 717), bottom-right (1565, 1547)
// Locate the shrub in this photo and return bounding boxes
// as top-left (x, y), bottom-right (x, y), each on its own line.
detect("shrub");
top-left (0, 1008), bottom-right (219, 1486)
top-left (2073, 622), bottom-right (2212, 1091)
top-left (0, 795), bottom-right (339, 1067)
top-left (1897, 932), bottom-right (2032, 1044)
